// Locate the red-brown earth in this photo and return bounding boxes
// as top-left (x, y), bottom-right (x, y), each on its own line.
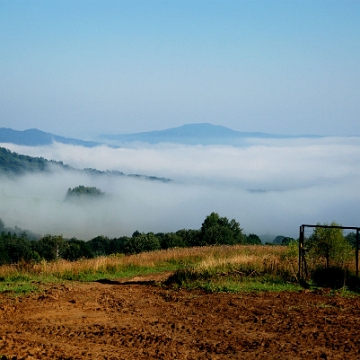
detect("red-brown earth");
top-left (0, 273), bottom-right (360, 359)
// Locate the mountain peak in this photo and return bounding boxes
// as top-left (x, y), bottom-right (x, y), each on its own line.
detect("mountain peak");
top-left (99, 123), bottom-right (275, 145)
top-left (162, 123), bottom-right (238, 136)
top-left (145, 123), bottom-right (239, 137)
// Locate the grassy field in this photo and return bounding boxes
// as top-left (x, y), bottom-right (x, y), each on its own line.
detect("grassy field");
top-left (0, 244), bottom-right (305, 294)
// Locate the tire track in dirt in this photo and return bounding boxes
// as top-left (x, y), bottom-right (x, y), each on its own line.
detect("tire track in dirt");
top-left (1, 279), bottom-right (360, 359)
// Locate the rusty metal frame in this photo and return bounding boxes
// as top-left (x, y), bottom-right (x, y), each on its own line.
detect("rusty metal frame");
top-left (299, 224), bottom-right (360, 281)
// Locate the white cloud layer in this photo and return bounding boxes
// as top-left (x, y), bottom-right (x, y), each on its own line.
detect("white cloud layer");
top-left (1, 137), bottom-right (360, 239)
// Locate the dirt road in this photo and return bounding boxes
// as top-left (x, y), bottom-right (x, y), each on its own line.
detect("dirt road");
top-left (1, 275), bottom-right (360, 359)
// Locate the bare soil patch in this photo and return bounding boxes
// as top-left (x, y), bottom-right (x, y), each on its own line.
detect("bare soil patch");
top-left (1, 275), bottom-right (360, 359)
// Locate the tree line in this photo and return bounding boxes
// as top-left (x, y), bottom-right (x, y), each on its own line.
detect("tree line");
top-left (1, 214), bottom-right (357, 267)
top-left (0, 212), bottom-right (264, 265)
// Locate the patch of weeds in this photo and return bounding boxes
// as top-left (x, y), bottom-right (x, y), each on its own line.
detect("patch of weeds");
top-left (226, 280), bottom-right (302, 293)
top-left (0, 274), bottom-right (67, 296)
top-left (167, 270), bottom-right (302, 293)
top-left (335, 289), bottom-right (359, 298)
top-left (201, 280), bottom-right (300, 293)
top-left (0, 282), bottom-right (40, 296)
top-left (5, 274), bottom-right (32, 282)
top-left (307, 284), bottom-right (360, 298)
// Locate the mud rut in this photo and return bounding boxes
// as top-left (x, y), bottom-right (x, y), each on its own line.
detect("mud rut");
top-left (1, 274), bottom-right (360, 359)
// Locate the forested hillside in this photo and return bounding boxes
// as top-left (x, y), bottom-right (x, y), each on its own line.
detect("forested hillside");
top-left (0, 146), bottom-right (170, 182)
top-left (0, 146), bottom-right (69, 175)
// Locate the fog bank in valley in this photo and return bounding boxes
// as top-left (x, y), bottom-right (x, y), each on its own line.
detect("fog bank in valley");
top-left (1, 137), bottom-right (360, 240)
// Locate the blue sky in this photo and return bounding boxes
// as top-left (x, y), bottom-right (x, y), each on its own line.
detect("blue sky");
top-left (1, 0), bottom-right (359, 138)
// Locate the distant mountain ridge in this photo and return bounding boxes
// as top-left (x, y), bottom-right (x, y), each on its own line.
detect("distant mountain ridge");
top-left (0, 128), bottom-right (101, 147)
top-left (0, 124), bottom-right (320, 148)
top-left (99, 123), bottom-right (319, 146)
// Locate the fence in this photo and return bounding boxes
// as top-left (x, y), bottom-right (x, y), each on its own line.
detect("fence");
top-left (298, 224), bottom-right (360, 282)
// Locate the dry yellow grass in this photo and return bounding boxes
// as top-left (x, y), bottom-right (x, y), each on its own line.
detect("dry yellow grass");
top-left (191, 245), bottom-right (299, 279)
top-left (0, 244), bottom-right (293, 279)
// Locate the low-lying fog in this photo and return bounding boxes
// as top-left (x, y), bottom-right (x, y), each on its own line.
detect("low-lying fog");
top-left (1, 137), bottom-right (360, 240)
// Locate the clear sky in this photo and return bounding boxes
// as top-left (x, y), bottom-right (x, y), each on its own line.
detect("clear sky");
top-left (1, 0), bottom-right (359, 138)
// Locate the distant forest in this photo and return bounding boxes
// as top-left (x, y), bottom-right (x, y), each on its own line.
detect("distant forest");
top-left (66, 185), bottom-right (105, 198)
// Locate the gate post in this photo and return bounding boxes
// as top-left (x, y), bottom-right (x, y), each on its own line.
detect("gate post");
top-left (299, 225), bottom-right (304, 280)
top-left (356, 229), bottom-right (359, 279)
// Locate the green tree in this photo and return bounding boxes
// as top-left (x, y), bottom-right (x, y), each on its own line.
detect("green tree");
top-left (63, 242), bottom-right (82, 261)
top-left (0, 218), bottom-right (5, 233)
top-left (123, 233), bottom-right (161, 254)
top-left (273, 235), bottom-right (296, 246)
top-left (110, 236), bottom-right (128, 254)
top-left (32, 235), bottom-right (64, 261)
top-left (88, 236), bottom-right (111, 256)
top-left (0, 248), bottom-right (11, 265)
top-left (345, 232), bottom-right (357, 248)
top-left (63, 238), bottom-right (94, 261)
top-left (175, 229), bottom-right (201, 247)
top-left (0, 235), bottom-right (33, 264)
top-left (245, 233), bottom-right (262, 245)
top-left (159, 232), bottom-right (186, 249)
top-left (281, 237), bottom-right (296, 246)
top-left (200, 212), bottom-right (244, 246)
top-left (66, 185), bottom-right (104, 199)
top-left (273, 235), bottom-right (285, 245)
top-left (308, 222), bottom-right (353, 268)
top-left (132, 230), bottom-right (141, 238)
